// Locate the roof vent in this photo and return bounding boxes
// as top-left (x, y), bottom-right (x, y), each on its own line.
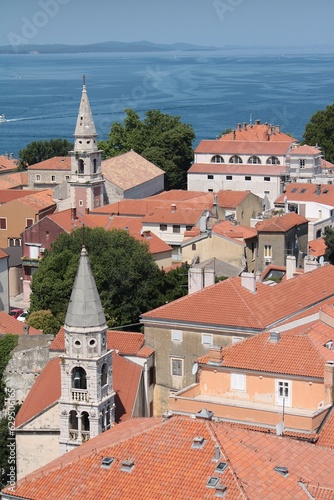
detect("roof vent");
top-left (101, 457), bottom-right (114, 469)
top-left (121, 459), bottom-right (135, 473)
top-left (162, 410), bottom-right (173, 420)
top-left (171, 203), bottom-right (177, 212)
top-left (192, 436), bottom-right (206, 449)
top-left (214, 484), bottom-right (227, 497)
top-left (206, 476), bottom-right (220, 488)
top-left (269, 331), bottom-right (280, 343)
top-left (274, 466), bottom-right (289, 477)
top-left (195, 408), bottom-right (214, 420)
top-left (215, 462), bottom-right (228, 474)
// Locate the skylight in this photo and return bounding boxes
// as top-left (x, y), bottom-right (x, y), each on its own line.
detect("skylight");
top-left (215, 462), bottom-right (228, 474)
top-left (291, 188), bottom-right (298, 193)
top-left (300, 188), bottom-right (307, 193)
top-left (206, 477), bottom-right (220, 488)
top-left (274, 466), bottom-right (289, 477)
top-left (101, 457), bottom-right (114, 469)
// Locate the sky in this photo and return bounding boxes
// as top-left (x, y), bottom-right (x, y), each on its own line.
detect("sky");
top-left (1, 0), bottom-right (334, 48)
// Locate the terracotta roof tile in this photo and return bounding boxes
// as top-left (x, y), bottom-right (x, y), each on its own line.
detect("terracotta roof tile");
top-left (18, 189), bottom-right (56, 211)
top-left (0, 155), bottom-right (19, 172)
top-left (195, 139), bottom-right (292, 155)
top-left (309, 238), bottom-right (326, 258)
top-left (317, 407), bottom-right (334, 448)
top-left (275, 182), bottom-right (334, 206)
top-left (198, 321), bottom-right (334, 378)
top-left (142, 205), bottom-right (206, 225)
top-left (149, 190), bottom-right (215, 204)
top-left (5, 416), bottom-right (334, 499)
top-left (0, 172), bottom-right (28, 189)
top-left (0, 189), bottom-right (37, 204)
top-left (102, 151), bottom-right (164, 190)
top-left (216, 190), bottom-right (251, 207)
top-left (0, 311), bottom-right (42, 335)
top-left (188, 162), bottom-right (287, 175)
top-left (141, 265), bottom-right (334, 331)
top-left (219, 123), bottom-right (297, 143)
top-left (27, 157), bottom-right (71, 171)
top-left (213, 220), bottom-right (257, 241)
top-left (112, 351), bottom-right (142, 422)
top-left (289, 145), bottom-right (322, 156)
top-left (256, 212), bottom-right (308, 232)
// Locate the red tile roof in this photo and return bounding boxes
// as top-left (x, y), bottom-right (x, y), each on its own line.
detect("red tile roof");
top-left (216, 190), bottom-right (250, 207)
top-left (0, 312), bottom-right (42, 335)
top-left (188, 162), bottom-right (287, 176)
top-left (112, 351), bottom-right (142, 422)
top-left (309, 238), bottom-right (326, 258)
top-left (289, 145), bottom-right (322, 156)
top-left (0, 189), bottom-right (37, 204)
top-left (101, 151), bottom-right (164, 190)
top-left (50, 328), bottom-right (145, 356)
top-left (18, 189), bottom-right (56, 212)
top-left (0, 248), bottom-right (8, 259)
top-left (0, 155), bottom-right (19, 172)
top-left (317, 407), bottom-right (334, 448)
top-left (275, 182), bottom-right (334, 206)
top-left (219, 123), bottom-right (297, 143)
top-left (27, 157), bottom-right (71, 171)
top-left (212, 220), bottom-right (257, 241)
top-left (142, 205), bottom-right (206, 225)
top-left (256, 212), bottom-right (308, 232)
top-left (0, 172), bottom-right (28, 189)
top-left (15, 357), bottom-right (61, 427)
top-left (6, 415), bottom-right (334, 499)
top-left (198, 321), bottom-right (334, 378)
top-left (141, 265), bottom-right (334, 332)
top-left (195, 140), bottom-right (292, 156)
top-left (149, 190), bottom-right (215, 204)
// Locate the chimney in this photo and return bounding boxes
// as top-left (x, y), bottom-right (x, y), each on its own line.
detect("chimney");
top-left (233, 130), bottom-right (236, 140)
top-left (237, 123), bottom-right (241, 130)
top-left (304, 255), bottom-right (320, 273)
top-left (275, 125), bottom-right (280, 133)
top-left (241, 272), bottom-right (256, 293)
top-left (316, 184), bottom-right (321, 196)
top-left (171, 204), bottom-right (177, 212)
top-left (269, 330), bottom-right (280, 343)
top-left (85, 207), bottom-right (90, 214)
top-left (255, 119), bottom-right (260, 125)
top-left (324, 361), bottom-right (334, 405)
top-left (71, 207), bottom-right (77, 220)
top-left (286, 255), bottom-right (296, 280)
top-left (243, 122), bottom-right (247, 129)
top-left (208, 345), bottom-right (223, 363)
top-left (214, 445), bottom-right (220, 461)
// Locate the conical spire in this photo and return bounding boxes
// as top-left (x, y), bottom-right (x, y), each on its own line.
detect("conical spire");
top-left (74, 75), bottom-right (97, 139)
top-left (65, 246), bottom-right (107, 329)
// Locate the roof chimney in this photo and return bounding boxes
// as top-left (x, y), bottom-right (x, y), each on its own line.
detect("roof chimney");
top-left (171, 204), bottom-right (177, 212)
top-left (23, 324), bottom-right (30, 335)
top-left (255, 119), bottom-right (260, 125)
top-left (286, 255), bottom-right (296, 280)
top-left (269, 330), bottom-right (280, 343)
top-left (241, 272), bottom-right (256, 293)
top-left (275, 125), bottom-right (280, 133)
top-left (316, 184), bottom-right (321, 196)
top-left (243, 122), bottom-right (247, 129)
top-left (237, 123), bottom-right (241, 130)
top-left (208, 345), bottom-right (223, 363)
top-left (71, 207), bottom-right (77, 220)
top-left (304, 255), bottom-right (320, 273)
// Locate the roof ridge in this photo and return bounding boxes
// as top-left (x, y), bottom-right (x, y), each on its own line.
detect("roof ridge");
top-left (229, 279), bottom-right (264, 329)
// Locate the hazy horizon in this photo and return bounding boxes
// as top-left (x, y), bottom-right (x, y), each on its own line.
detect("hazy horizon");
top-left (2, 0), bottom-right (334, 49)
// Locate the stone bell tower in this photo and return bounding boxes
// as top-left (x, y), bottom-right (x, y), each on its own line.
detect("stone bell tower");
top-left (69, 76), bottom-right (105, 213)
top-left (59, 246), bottom-right (115, 454)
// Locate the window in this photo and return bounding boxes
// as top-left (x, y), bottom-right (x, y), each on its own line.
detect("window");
top-left (229, 155), bottom-right (242, 164)
top-left (0, 218), bottom-right (6, 230)
top-left (93, 159), bottom-right (97, 173)
top-left (65, 175), bottom-right (70, 180)
top-left (173, 225), bottom-right (180, 233)
top-left (207, 174), bottom-right (214, 179)
top-left (299, 159), bottom-right (306, 168)
top-left (101, 363), bottom-right (108, 386)
top-left (171, 358), bottom-right (183, 377)
top-left (160, 224), bottom-right (167, 231)
top-left (316, 229), bottom-right (322, 238)
top-left (78, 159), bottom-right (84, 174)
top-left (266, 156), bottom-right (280, 165)
top-left (51, 175), bottom-right (56, 182)
top-left (232, 336), bottom-right (243, 344)
top-left (186, 225), bottom-right (193, 231)
top-left (251, 241), bottom-right (256, 261)
top-left (245, 176), bottom-right (251, 181)
top-left (72, 367), bottom-right (87, 390)
top-left (192, 243), bottom-right (196, 251)
top-left (226, 175), bottom-right (233, 180)
top-left (264, 245), bottom-right (272, 258)
top-left (264, 177), bottom-right (270, 181)
top-left (202, 333), bottom-right (213, 346)
top-left (79, 200), bottom-right (83, 207)
top-left (231, 373), bottom-right (246, 391)
top-left (276, 379), bottom-right (291, 406)
top-left (248, 156), bottom-right (261, 164)
top-left (208, 189), bottom-right (213, 192)
top-left (35, 174), bottom-right (41, 181)
top-left (26, 218), bottom-right (33, 228)
top-left (211, 155), bottom-right (224, 163)
top-left (171, 329), bottom-right (182, 342)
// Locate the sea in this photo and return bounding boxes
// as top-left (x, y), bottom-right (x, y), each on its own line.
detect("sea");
top-left (1, 47), bottom-right (334, 158)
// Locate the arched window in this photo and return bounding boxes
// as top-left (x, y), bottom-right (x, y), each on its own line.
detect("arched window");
top-left (248, 156), bottom-right (261, 164)
top-left (72, 367), bottom-right (87, 390)
top-left (192, 243), bottom-right (196, 251)
top-left (106, 405), bottom-right (111, 429)
top-left (101, 363), bottom-right (108, 387)
top-left (93, 159), bottom-right (97, 173)
top-left (211, 155), bottom-right (224, 163)
top-left (266, 156), bottom-right (280, 165)
top-left (81, 411), bottom-right (90, 432)
top-left (69, 410), bottom-right (78, 441)
top-left (78, 159), bottom-right (84, 174)
top-left (316, 229), bottom-right (322, 239)
top-left (229, 155), bottom-right (242, 164)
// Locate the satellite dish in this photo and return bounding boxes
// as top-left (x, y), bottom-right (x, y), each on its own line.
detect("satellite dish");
top-left (192, 362), bottom-right (198, 375)
top-left (319, 256), bottom-right (325, 265)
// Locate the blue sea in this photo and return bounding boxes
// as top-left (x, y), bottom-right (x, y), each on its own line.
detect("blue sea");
top-left (1, 48), bottom-right (334, 157)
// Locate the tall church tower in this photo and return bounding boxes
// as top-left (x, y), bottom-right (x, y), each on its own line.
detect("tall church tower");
top-left (69, 76), bottom-right (105, 212)
top-left (59, 246), bottom-right (115, 454)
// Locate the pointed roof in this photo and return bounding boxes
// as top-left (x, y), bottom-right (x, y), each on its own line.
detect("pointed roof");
top-left (74, 81), bottom-right (97, 139)
top-left (64, 246), bottom-right (107, 329)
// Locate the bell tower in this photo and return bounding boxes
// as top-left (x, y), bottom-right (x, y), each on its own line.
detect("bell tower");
top-left (59, 246), bottom-right (115, 454)
top-left (69, 76), bottom-right (105, 213)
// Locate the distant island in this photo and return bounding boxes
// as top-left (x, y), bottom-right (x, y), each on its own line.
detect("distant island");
top-left (0, 40), bottom-right (220, 55)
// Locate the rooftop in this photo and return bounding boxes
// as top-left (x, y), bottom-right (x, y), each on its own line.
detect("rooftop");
top-left (276, 182), bottom-right (334, 206)
top-left (27, 157), bottom-right (71, 171)
top-left (256, 212), bottom-right (308, 232)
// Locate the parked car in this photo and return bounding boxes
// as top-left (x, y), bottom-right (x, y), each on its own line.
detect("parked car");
top-left (17, 311), bottom-right (28, 322)
top-left (9, 308), bottom-right (24, 319)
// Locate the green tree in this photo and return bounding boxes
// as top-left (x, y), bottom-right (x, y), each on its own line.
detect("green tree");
top-left (99, 109), bottom-right (195, 190)
top-left (18, 138), bottom-right (73, 170)
top-left (324, 227), bottom-right (334, 264)
top-left (27, 310), bottom-right (60, 336)
top-left (303, 103), bottom-right (334, 162)
top-left (29, 227), bottom-right (169, 330)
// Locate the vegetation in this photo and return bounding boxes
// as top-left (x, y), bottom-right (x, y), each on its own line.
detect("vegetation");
top-left (18, 138), bottom-right (73, 170)
top-left (29, 227), bottom-right (188, 331)
top-left (303, 103), bottom-right (334, 162)
top-left (99, 108), bottom-right (195, 190)
top-left (0, 335), bottom-right (19, 410)
top-left (27, 310), bottom-right (60, 336)
top-left (324, 227), bottom-right (334, 264)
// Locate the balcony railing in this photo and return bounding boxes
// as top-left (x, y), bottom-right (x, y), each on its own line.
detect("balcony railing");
top-left (101, 385), bottom-right (109, 398)
top-left (69, 429), bottom-right (78, 441)
top-left (71, 389), bottom-right (88, 402)
top-left (81, 431), bottom-right (90, 442)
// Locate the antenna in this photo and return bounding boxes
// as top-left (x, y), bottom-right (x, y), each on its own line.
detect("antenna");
top-left (83, 74), bottom-right (86, 86)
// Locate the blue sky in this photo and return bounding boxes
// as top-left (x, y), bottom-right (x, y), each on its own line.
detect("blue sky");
top-left (2, 0), bottom-right (334, 48)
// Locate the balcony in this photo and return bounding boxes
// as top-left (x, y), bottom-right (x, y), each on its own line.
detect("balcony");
top-left (21, 256), bottom-right (41, 267)
top-left (81, 431), bottom-right (90, 442)
top-left (101, 385), bottom-right (109, 399)
top-left (71, 389), bottom-right (88, 402)
top-left (69, 429), bottom-right (78, 441)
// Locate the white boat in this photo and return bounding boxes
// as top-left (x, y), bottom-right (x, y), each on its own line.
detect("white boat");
top-left (0, 114), bottom-right (5, 122)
